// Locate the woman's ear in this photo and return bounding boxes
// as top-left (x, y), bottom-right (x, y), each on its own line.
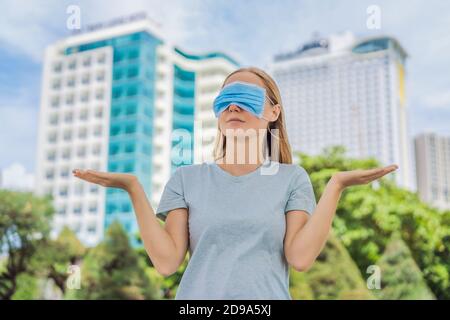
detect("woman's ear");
top-left (271, 104), bottom-right (281, 121)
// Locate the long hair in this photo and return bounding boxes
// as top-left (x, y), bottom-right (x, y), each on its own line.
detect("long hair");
top-left (212, 67), bottom-right (293, 164)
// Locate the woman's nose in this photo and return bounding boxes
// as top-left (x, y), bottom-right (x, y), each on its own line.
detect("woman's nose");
top-left (228, 104), bottom-right (241, 112)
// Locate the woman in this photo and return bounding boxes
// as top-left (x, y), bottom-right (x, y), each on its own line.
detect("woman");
top-left (73, 67), bottom-right (398, 299)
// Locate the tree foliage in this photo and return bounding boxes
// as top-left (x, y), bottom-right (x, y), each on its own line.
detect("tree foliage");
top-left (0, 190), bottom-right (54, 300)
top-left (72, 221), bottom-right (160, 300)
top-left (297, 145), bottom-right (450, 299)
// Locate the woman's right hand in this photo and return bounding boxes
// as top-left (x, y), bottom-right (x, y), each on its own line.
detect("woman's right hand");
top-left (72, 168), bottom-right (139, 192)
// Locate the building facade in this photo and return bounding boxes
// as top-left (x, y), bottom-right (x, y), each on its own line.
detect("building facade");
top-left (269, 31), bottom-right (413, 190)
top-left (35, 17), bottom-right (238, 246)
top-left (415, 133), bottom-right (450, 210)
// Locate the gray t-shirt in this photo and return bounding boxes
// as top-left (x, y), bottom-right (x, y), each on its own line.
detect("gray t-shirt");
top-left (155, 160), bottom-right (317, 300)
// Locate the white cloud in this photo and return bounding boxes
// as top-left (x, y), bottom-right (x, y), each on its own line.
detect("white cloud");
top-left (0, 162), bottom-right (35, 191)
top-left (0, 0), bottom-right (204, 62)
top-left (1, 0), bottom-right (450, 173)
top-left (0, 0), bottom-right (64, 62)
top-left (0, 86), bottom-right (38, 172)
top-left (421, 92), bottom-right (450, 109)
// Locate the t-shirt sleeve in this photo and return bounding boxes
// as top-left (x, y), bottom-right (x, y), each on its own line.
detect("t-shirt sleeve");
top-left (285, 166), bottom-right (317, 216)
top-left (155, 167), bottom-right (188, 222)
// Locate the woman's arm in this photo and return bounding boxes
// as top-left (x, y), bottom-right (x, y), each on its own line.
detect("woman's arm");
top-left (285, 164), bottom-right (398, 272)
top-left (127, 181), bottom-right (188, 276)
top-left (72, 169), bottom-right (187, 276)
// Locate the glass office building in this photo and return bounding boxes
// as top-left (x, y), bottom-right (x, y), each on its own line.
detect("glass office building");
top-left (35, 17), bottom-right (238, 246)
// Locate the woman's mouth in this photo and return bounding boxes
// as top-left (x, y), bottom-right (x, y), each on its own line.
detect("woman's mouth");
top-left (227, 119), bottom-right (245, 123)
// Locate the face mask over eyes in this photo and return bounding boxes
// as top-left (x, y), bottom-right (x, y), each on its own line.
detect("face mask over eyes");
top-left (213, 81), bottom-right (267, 118)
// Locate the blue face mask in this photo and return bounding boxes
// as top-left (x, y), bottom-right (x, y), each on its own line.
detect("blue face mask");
top-left (213, 81), bottom-right (267, 118)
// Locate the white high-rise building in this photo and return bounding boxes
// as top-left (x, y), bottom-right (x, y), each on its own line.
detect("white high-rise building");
top-left (414, 133), bottom-right (450, 210)
top-left (269, 31), bottom-right (413, 190)
top-left (35, 14), bottom-right (238, 246)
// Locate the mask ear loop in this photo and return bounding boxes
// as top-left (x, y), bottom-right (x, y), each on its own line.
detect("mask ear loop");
top-left (215, 127), bottom-right (226, 162)
top-left (263, 130), bottom-right (271, 164)
top-left (264, 94), bottom-right (281, 144)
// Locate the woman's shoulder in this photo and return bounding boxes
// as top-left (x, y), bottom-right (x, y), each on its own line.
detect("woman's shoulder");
top-left (271, 161), bottom-right (308, 176)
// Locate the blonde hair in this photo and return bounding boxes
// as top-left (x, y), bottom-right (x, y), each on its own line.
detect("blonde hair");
top-left (212, 67), bottom-right (293, 164)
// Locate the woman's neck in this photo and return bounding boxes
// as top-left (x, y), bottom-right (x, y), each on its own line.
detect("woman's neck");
top-left (215, 136), bottom-right (267, 175)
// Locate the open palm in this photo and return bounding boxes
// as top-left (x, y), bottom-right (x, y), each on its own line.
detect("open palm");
top-left (333, 164), bottom-right (398, 189)
top-left (72, 168), bottom-right (138, 191)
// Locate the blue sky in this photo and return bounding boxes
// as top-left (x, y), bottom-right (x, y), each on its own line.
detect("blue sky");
top-left (1, 0), bottom-right (449, 177)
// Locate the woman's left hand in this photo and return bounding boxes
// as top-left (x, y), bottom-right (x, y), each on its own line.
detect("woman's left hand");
top-left (331, 164), bottom-right (399, 190)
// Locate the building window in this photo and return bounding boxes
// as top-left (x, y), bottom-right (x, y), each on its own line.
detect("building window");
top-left (97, 54), bottom-right (106, 64)
top-left (74, 223), bottom-right (81, 234)
top-left (78, 127), bottom-right (87, 139)
top-left (45, 187), bottom-right (53, 196)
top-left (127, 85), bottom-right (137, 97)
top-left (63, 130), bottom-right (72, 141)
top-left (90, 185), bottom-right (99, 194)
top-left (49, 114), bottom-right (58, 125)
top-left (51, 96), bottom-right (60, 108)
top-left (92, 144), bottom-right (101, 155)
top-left (83, 57), bottom-right (91, 67)
top-left (66, 77), bottom-right (75, 87)
top-left (109, 144), bottom-right (119, 155)
top-left (59, 186), bottom-right (68, 197)
top-left (125, 142), bottom-right (135, 153)
top-left (95, 90), bottom-right (104, 100)
top-left (95, 107), bottom-right (103, 118)
top-left (74, 183), bottom-right (84, 196)
top-left (62, 148), bottom-right (71, 160)
top-left (124, 162), bottom-right (134, 172)
top-left (66, 94), bottom-right (74, 105)
top-left (89, 202), bottom-right (97, 214)
top-left (60, 167), bottom-right (69, 178)
top-left (46, 169), bottom-right (54, 180)
top-left (110, 125), bottom-right (120, 136)
top-left (96, 71), bottom-right (105, 82)
top-left (68, 60), bottom-right (76, 70)
top-left (81, 74), bottom-right (90, 85)
top-left (52, 79), bottom-right (61, 90)
top-left (80, 91), bottom-right (89, 103)
top-left (125, 124), bottom-right (136, 134)
top-left (113, 70), bottom-right (123, 81)
top-left (77, 146), bottom-right (86, 157)
top-left (53, 62), bottom-right (62, 73)
top-left (79, 109), bottom-right (88, 121)
top-left (47, 151), bottom-right (56, 161)
top-left (48, 133), bottom-right (57, 144)
top-left (64, 112), bottom-right (73, 123)
top-left (93, 125), bottom-right (102, 137)
top-left (92, 162), bottom-right (100, 170)
top-left (73, 203), bottom-right (82, 214)
top-left (122, 202), bottom-right (131, 213)
top-left (57, 205), bottom-right (67, 215)
top-left (127, 66), bottom-right (139, 78)
top-left (88, 224), bottom-right (96, 234)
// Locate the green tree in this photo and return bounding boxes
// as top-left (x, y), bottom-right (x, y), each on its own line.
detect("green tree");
top-left (135, 231), bottom-right (189, 299)
top-left (297, 145), bottom-right (450, 299)
top-left (290, 232), bottom-right (374, 300)
top-left (73, 221), bottom-right (160, 299)
top-left (11, 273), bottom-right (40, 300)
top-left (160, 254), bottom-right (189, 299)
top-left (31, 226), bottom-right (86, 295)
top-left (0, 190), bottom-right (54, 300)
top-left (375, 233), bottom-right (435, 299)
